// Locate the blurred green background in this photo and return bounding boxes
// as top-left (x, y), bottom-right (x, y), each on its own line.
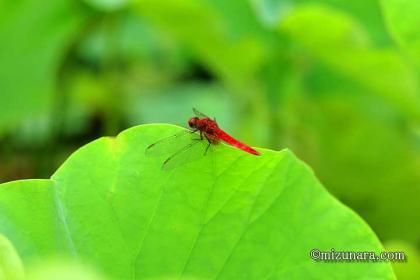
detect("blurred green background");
top-left (0, 0), bottom-right (419, 278)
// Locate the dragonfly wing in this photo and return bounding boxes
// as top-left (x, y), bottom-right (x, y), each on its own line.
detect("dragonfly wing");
top-left (161, 139), bottom-right (208, 170)
top-left (145, 129), bottom-right (197, 157)
top-left (192, 108), bottom-right (211, 119)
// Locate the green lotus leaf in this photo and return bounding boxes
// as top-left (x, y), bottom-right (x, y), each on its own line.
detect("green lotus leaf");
top-left (0, 124), bottom-right (395, 279)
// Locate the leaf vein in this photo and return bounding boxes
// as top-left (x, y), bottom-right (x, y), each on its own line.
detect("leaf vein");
top-left (214, 156), bottom-right (282, 279)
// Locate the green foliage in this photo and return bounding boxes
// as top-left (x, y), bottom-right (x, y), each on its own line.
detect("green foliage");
top-left (134, 0), bottom-right (270, 87)
top-left (0, 0), bottom-right (88, 135)
top-left (274, 4), bottom-right (420, 246)
top-left (0, 125), bottom-right (395, 279)
top-left (279, 5), bottom-right (420, 119)
top-left (385, 240), bottom-right (420, 280)
top-left (382, 0), bottom-right (420, 69)
top-left (0, 0), bottom-right (418, 278)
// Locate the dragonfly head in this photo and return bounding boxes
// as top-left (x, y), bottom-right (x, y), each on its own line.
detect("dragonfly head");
top-left (188, 117), bottom-right (199, 129)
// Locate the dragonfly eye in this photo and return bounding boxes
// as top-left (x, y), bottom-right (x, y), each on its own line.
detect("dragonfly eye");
top-left (188, 117), bottom-right (198, 128)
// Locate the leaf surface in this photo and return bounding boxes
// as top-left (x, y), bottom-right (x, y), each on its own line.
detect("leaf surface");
top-left (0, 124), bottom-right (395, 279)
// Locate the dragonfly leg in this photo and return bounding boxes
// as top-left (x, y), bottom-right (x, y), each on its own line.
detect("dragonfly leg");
top-left (192, 131), bottom-right (203, 141)
top-left (204, 134), bottom-right (211, 155)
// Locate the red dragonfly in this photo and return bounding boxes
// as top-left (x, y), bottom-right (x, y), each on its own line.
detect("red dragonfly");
top-left (146, 108), bottom-right (260, 169)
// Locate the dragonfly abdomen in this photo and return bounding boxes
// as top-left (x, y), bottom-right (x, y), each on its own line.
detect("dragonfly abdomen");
top-left (215, 130), bottom-right (260, 156)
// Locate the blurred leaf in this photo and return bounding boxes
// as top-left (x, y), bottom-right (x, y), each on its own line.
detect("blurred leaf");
top-left (0, 125), bottom-right (395, 279)
top-left (384, 240), bottom-right (420, 280)
top-left (272, 5), bottom-right (420, 246)
top-left (253, 0), bottom-right (391, 45)
top-left (293, 93), bottom-right (420, 244)
top-left (76, 12), bottom-right (178, 67)
top-left (381, 0), bottom-right (420, 69)
top-left (134, 0), bottom-right (269, 85)
top-left (251, 0), bottom-right (294, 27)
top-left (83, 0), bottom-right (128, 12)
top-left (126, 82), bottom-right (234, 127)
top-left (0, 234), bottom-right (24, 280)
top-left (279, 4), bottom-right (420, 120)
top-left (0, 0), bottom-right (88, 135)
top-left (280, 5), bottom-right (370, 51)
